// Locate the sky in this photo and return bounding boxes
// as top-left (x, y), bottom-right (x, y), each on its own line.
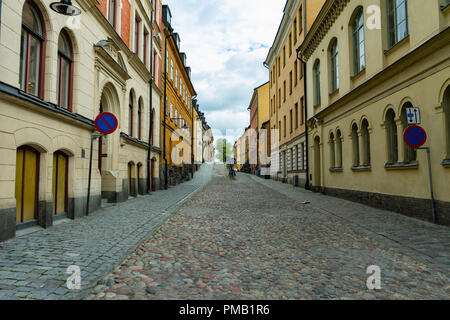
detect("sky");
top-left (165, 0), bottom-right (286, 146)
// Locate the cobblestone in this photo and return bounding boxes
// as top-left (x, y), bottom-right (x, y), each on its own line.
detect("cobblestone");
top-left (0, 164), bottom-right (213, 300)
top-left (89, 165), bottom-right (449, 300)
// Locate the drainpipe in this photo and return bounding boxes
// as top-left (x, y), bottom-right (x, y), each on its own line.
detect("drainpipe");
top-left (147, 28), bottom-right (154, 194)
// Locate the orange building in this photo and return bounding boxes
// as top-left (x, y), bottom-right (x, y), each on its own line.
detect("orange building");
top-left (160, 5), bottom-right (197, 188)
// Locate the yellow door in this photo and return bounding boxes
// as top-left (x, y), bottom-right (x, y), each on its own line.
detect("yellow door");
top-left (15, 147), bottom-right (39, 223)
top-left (52, 152), bottom-right (67, 215)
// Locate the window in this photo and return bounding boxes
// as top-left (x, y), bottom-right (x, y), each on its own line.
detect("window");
top-left (387, 0), bottom-right (409, 48)
top-left (170, 102), bottom-right (173, 119)
top-left (180, 78), bottom-right (183, 95)
top-left (20, 1), bottom-right (45, 97)
top-left (289, 71), bottom-right (293, 95)
top-left (386, 109), bottom-right (398, 163)
top-left (138, 100), bottom-right (142, 140)
top-left (279, 121), bottom-right (281, 140)
top-left (278, 88), bottom-right (281, 108)
top-left (294, 61), bottom-right (298, 86)
top-left (330, 132), bottom-right (336, 168)
top-left (444, 86), bottom-right (450, 159)
top-left (108, 0), bottom-right (116, 28)
top-left (170, 59), bottom-right (174, 80)
top-left (289, 33), bottom-right (292, 57)
top-left (283, 46), bottom-right (286, 67)
top-left (175, 69), bottom-right (178, 88)
top-left (336, 130), bottom-right (343, 168)
top-left (129, 92), bottom-right (134, 136)
top-left (293, 18), bottom-right (297, 44)
top-left (330, 39), bottom-right (339, 92)
top-left (313, 60), bottom-right (321, 106)
top-left (299, 6), bottom-right (303, 34)
top-left (352, 8), bottom-right (365, 75)
top-left (284, 116), bottom-right (286, 137)
top-left (278, 57), bottom-right (281, 76)
top-left (300, 143), bottom-right (305, 170)
top-left (290, 109), bottom-right (293, 133)
top-left (295, 103), bottom-right (298, 129)
top-left (361, 119), bottom-right (371, 166)
top-left (135, 17), bottom-right (140, 54)
top-left (352, 124), bottom-right (360, 167)
top-left (57, 31), bottom-right (73, 110)
top-left (143, 30), bottom-right (148, 65)
top-left (283, 81), bottom-right (286, 102)
top-left (300, 98), bottom-right (304, 124)
top-left (401, 102), bottom-right (416, 162)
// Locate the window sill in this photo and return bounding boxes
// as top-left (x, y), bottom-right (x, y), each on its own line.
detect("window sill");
top-left (351, 68), bottom-right (366, 81)
top-left (441, 3), bottom-right (450, 12)
top-left (329, 89), bottom-right (339, 98)
top-left (384, 161), bottom-right (418, 170)
top-left (384, 35), bottom-right (410, 55)
top-left (329, 167), bottom-right (343, 172)
top-left (441, 159), bottom-right (450, 168)
top-left (351, 165), bottom-right (371, 172)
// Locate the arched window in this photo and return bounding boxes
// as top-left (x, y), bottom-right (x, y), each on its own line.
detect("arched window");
top-left (313, 60), bottom-right (321, 106)
top-left (329, 132), bottom-right (336, 168)
top-left (330, 39), bottom-right (339, 92)
top-left (352, 8), bottom-right (365, 75)
top-left (386, 109), bottom-right (398, 163)
top-left (361, 119), bottom-right (371, 166)
top-left (352, 123), bottom-right (360, 167)
top-left (138, 99), bottom-right (142, 140)
top-left (129, 92), bottom-right (133, 136)
top-left (108, 0), bottom-right (116, 28)
top-left (443, 86), bottom-right (450, 159)
top-left (336, 130), bottom-right (343, 168)
top-left (387, 0), bottom-right (409, 48)
top-left (401, 102), bottom-right (416, 162)
top-left (57, 31), bottom-right (73, 110)
top-left (20, 1), bottom-right (45, 97)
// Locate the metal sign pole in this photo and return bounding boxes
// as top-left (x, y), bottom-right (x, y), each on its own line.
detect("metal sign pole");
top-left (417, 147), bottom-right (438, 224)
top-left (86, 133), bottom-right (104, 216)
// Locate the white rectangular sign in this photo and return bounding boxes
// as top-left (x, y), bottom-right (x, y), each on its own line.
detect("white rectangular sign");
top-left (406, 107), bottom-right (421, 125)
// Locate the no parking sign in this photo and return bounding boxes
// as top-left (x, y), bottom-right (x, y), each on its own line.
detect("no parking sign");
top-left (94, 112), bottom-right (118, 135)
top-left (403, 125), bottom-right (427, 148)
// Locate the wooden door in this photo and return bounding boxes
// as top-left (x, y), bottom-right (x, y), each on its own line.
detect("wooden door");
top-left (52, 152), bottom-right (68, 215)
top-left (15, 146), bottom-right (39, 223)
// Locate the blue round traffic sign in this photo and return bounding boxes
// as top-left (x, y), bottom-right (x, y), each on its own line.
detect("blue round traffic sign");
top-left (403, 125), bottom-right (427, 148)
top-left (95, 112), bottom-right (118, 135)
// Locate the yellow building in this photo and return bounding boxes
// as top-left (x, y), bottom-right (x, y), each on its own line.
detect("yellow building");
top-left (0, 0), bottom-right (163, 241)
top-left (265, 0), bottom-right (325, 185)
top-left (247, 82), bottom-right (269, 174)
top-left (299, 0), bottom-right (450, 225)
top-left (161, 5), bottom-right (196, 188)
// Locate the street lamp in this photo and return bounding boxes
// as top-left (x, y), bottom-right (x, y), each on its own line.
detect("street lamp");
top-left (50, 0), bottom-right (81, 16)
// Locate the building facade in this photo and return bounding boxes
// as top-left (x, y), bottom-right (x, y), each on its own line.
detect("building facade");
top-left (265, 0), bottom-right (325, 186)
top-left (0, 0), bottom-right (163, 241)
top-left (160, 5), bottom-right (197, 188)
top-left (299, 0), bottom-right (450, 224)
top-left (247, 82), bottom-right (269, 175)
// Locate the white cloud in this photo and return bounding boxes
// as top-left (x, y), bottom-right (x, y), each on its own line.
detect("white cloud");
top-left (165, 0), bottom-right (285, 143)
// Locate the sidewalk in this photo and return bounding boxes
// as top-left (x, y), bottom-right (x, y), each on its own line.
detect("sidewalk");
top-left (248, 174), bottom-right (450, 272)
top-left (0, 163), bottom-right (214, 300)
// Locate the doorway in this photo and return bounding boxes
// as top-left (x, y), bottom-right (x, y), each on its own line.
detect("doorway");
top-left (313, 136), bottom-right (321, 188)
top-left (52, 151), bottom-right (68, 215)
top-left (15, 146), bottom-right (40, 223)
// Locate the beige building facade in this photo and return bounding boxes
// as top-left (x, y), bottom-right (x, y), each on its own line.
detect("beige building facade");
top-left (265, 0), bottom-right (325, 186)
top-left (299, 0), bottom-right (450, 224)
top-left (0, 0), bottom-right (161, 241)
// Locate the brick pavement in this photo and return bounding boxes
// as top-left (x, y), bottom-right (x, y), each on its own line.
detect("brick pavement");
top-left (0, 163), bottom-right (213, 300)
top-left (87, 165), bottom-right (449, 300)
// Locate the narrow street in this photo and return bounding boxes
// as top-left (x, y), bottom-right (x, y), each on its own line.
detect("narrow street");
top-left (83, 164), bottom-right (449, 300)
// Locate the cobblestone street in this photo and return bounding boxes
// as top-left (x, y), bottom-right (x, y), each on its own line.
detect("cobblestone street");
top-left (86, 164), bottom-right (449, 300)
top-left (0, 164), bottom-right (213, 300)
